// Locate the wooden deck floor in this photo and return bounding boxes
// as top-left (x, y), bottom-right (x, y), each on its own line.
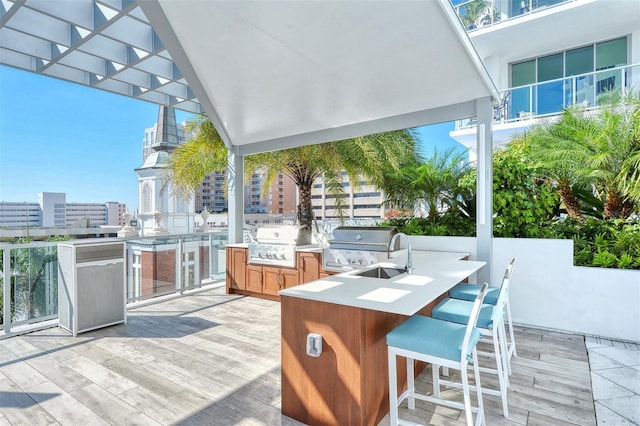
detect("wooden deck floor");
top-left (0, 286), bottom-right (595, 425)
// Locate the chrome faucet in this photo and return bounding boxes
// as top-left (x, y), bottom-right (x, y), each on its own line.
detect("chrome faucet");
top-left (389, 232), bottom-right (412, 274)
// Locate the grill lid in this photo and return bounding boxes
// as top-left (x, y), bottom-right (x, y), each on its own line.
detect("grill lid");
top-left (329, 226), bottom-right (399, 252)
top-left (254, 225), bottom-right (311, 246)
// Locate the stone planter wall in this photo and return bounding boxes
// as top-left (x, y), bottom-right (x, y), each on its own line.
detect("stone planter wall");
top-left (409, 236), bottom-right (640, 342)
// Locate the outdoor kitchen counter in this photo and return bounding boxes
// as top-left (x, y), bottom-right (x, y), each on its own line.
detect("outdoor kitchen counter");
top-left (279, 250), bottom-right (483, 316)
top-left (279, 250), bottom-right (485, 426)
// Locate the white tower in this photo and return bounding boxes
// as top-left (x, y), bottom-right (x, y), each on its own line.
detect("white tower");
top-left (135, 106), bottom-right (194, 236)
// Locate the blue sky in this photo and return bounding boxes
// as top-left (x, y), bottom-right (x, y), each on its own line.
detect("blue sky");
top-left (0, 65), bottom-right (463, 211)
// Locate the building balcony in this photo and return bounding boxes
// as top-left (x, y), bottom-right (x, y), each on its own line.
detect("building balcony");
top-left (451, 63), bottom-right (640, 148)
top-left (453, 0), bottom-right (573, 32)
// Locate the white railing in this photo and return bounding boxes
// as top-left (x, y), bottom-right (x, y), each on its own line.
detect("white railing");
top-left (455, 63), bottom-right (640, 129)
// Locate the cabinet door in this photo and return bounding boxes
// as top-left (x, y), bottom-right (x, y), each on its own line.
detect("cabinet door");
top-left (298, 252), bottom-right (321, 284)
top-left (246, 265), bottom-right (263, 293)
top-left (227, 248), bottom-right (247, 290)
top-left (262, 266), bottom-right (282, 296)
top-left (280, 268), bottom-right (300, 289)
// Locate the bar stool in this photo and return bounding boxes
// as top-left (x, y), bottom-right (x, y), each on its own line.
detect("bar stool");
top-left (431, 270), bottom-right (512, 417)
top-left (386, 283), bottom-right (489, 426)
top-left (448, 258), bottom-right (518, 373)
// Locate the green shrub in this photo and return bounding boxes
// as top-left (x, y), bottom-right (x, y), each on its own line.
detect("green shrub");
top-left (546, 217), bottom-right (640, 269)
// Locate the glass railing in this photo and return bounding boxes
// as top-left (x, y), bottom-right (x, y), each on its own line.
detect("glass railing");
top-left (453, 0), bottom-right (572, 31)
top-left (124, 231), bottom-right (228, 303)
top-left (0, 230), bottom-right (229, 338)
top-left (0, 241), bottom-right (59, 333)
top-left (455, 63), bottom-right (640, 129)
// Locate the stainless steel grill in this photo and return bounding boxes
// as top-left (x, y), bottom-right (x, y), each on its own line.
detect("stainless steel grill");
top-left (322, 226), bottom-right (400, 272)
top-left (248, 226), bottom-right (311, 268)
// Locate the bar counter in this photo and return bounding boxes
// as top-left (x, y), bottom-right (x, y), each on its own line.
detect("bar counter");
top-left (279, 250), bottom-right (485, 426)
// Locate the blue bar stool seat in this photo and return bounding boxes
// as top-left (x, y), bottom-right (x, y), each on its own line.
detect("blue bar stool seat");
top-left (386, 284), bottom-right (489, 426)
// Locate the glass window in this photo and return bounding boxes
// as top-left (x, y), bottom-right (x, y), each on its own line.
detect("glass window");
top-left (537, 53), bottom-right (563, 82)
top-left (596, 38), bottom-right (627, 70)
top-left (595, 38), bottom-right (627, 97)
top-left (566, 46), bottom-right (593, 76)
top-left (511, 60), bottom-right (535, 87)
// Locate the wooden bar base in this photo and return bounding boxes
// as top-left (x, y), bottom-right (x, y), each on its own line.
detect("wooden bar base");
top-left (281, 294), bottom-right (445, 426)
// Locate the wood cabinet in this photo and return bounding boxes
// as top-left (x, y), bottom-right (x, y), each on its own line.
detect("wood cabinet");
top-left (226, 246), bottom-right (306, 299)
top-left (263, 266), bottom-right (299, 296)
top-left (297, 251), bottom-right (321, 283)
top-left (226, 247), bottom-right (247, 292)
top-left (246, 264), bottom-right (263, 293)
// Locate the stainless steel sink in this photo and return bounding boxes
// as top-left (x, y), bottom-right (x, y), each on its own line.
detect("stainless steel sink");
top-left (355, 266), bottom-right (406, 279)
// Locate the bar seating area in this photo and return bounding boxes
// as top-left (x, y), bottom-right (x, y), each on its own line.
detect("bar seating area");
top-left (0, 284), bottom-right (602, 425)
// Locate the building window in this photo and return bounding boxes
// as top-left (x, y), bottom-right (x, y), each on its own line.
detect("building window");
top-left (510, 37), bottom-right (628, 116)
top-left (353, 192), bottom-right (381, 198)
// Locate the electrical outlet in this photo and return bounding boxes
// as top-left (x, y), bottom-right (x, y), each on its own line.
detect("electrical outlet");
top-left (306, 333), bottom-right (323, 357)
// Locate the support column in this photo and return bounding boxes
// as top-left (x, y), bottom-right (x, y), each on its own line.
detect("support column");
top-left (228, 150), bottom-right (244, 244)
top-left (476, 96), bottom-right (493, 284)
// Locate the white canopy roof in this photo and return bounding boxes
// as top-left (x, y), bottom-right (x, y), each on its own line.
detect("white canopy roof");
top-left (1, 0), bottom-right (499, 154)
top-left (140, 0), bottom-right (500, 155)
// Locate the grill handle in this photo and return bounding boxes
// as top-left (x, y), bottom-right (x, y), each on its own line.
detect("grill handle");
top-left (328, 241), bottom-right (389, 247)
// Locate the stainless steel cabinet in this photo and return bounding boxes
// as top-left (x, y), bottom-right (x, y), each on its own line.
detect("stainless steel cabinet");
top-left (58, 239), bottom-right (126, 336)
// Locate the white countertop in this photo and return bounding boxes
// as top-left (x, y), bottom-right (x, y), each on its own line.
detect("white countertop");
top-left (225, 243), bottom-right (249, 248)
top-left (279, 250), bottom-right (485, 316)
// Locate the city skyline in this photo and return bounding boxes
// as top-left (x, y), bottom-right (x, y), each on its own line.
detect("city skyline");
top-left (0, 65), bottom-right (462, 212)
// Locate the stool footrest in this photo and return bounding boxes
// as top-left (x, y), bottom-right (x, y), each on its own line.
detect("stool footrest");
top-left (438, 378), bottom-right (504, 398)
top-left (399, 388), bottom-right (481, 414)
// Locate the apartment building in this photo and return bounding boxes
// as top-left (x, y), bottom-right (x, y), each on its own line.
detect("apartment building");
top-left (0, 192), bottom-right (126, 228)
top-left (244, 170), bottom-right (297, 214)
top-left (0, 202), bottom-right (41, 228)
top-left (311, 173), bottom-right (386, 220)
top-left (449, 0), bottom-right (639, 158)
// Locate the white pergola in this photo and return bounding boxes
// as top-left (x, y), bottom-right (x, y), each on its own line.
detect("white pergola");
top-left (1, 0), bottom-right (499, 282)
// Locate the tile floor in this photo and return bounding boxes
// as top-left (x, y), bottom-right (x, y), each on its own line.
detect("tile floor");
top-left (0, 285), bottom-right (636, 425)
top-left (586, 336), bottom-right (640, 425)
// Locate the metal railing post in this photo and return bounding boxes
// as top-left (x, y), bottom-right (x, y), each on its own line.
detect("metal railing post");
top-left (2, 249), bottom-right (10, 333)
top-left (177, 236), bottom-right (184, 294)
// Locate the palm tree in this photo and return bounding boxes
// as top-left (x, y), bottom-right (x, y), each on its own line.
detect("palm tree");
top-left (521, 113), bottom-right (589, 220)
top-left (525, 91), bottom-right (640, 219)
top-left (458, 0), bottom-right (497, 30)
top-left (380, 148), bottom-right (473, 220)
top-left (167, 117), bottom-right (419, 230)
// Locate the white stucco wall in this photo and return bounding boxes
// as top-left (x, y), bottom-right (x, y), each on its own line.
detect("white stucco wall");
top-left (409, 236), bottom-right (640, 342)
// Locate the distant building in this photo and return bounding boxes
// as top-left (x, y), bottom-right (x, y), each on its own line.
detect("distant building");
top-left (38, 192), bottom-right (66, 227)
top-left (0, 192), bottom-right (126, 229)
top-left (0, 202), bottom-right (40, 228)
top-left (311, 173), bottom-right (386, 220)
top-left (244, 170), bottom-right (297, 214)
top-left (196, 171), bottom-right (228, 214)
